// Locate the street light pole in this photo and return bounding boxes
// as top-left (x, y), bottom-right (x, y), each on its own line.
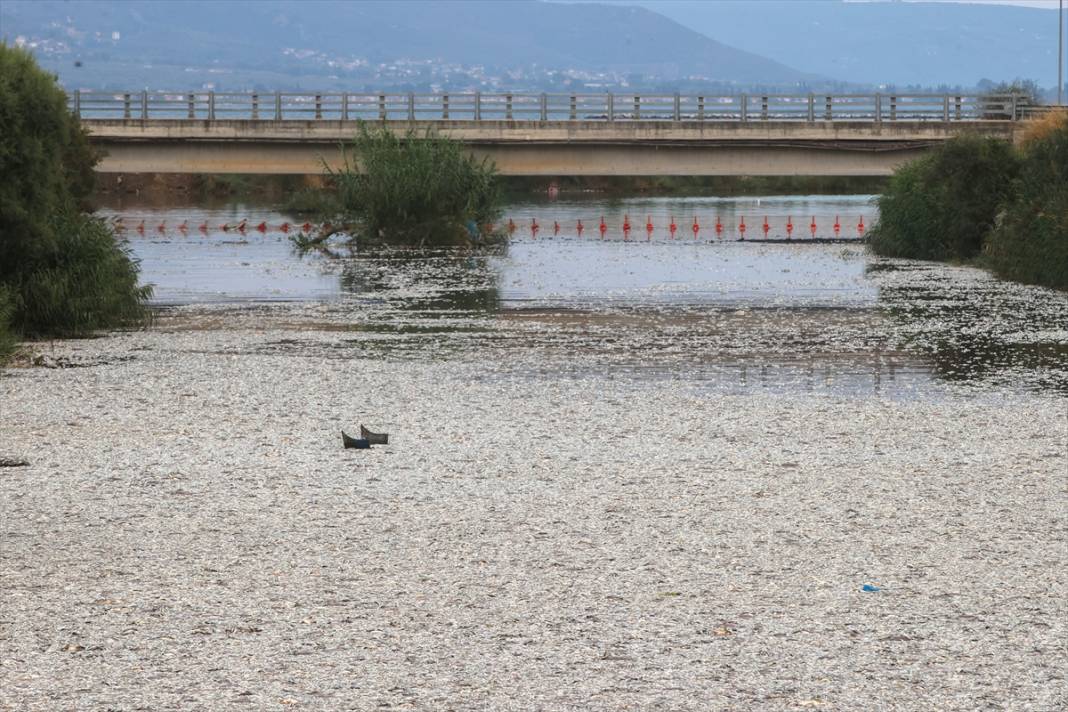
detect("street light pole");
top-left (1059, 0), bottom-right (1064, 105)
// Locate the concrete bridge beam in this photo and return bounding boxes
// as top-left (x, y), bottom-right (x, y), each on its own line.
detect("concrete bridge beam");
top-left (82, 119), bottom-right (1018, 176)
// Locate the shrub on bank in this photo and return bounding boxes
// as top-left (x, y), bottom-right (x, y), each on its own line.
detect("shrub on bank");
top-left (985, 112), bottom-right (1068, 290)
top-left (869, 135), bottom-right (1019, 261)
top-left (9, 213), bottom-right (152, 337)
top-left (326, 123), bottom-right (501, 245)
top-left (0, 43), bottom-right (150, 358)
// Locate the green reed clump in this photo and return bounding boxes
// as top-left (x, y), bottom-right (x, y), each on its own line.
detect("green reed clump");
top-left (9, 213), bottom-right (152, 337)
top-left (984, 113), bottom-right (1068, 290)
top-left (869, 134), bottom-right (1020, 261)
top-left (327, 123), bottom-right (501, 245)
top-left (0, 43), bottom-right (150, 359)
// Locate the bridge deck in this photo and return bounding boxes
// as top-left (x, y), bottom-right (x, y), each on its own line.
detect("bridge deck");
top-left (82, 118), bottom-right (1019, 176)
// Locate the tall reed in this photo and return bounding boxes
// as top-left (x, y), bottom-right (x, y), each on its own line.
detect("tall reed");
top-left (327, 123), bottom-right (501, 245)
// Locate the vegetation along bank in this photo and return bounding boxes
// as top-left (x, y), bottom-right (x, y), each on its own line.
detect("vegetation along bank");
top-left (0, 44), bottom-right (151, 365)
top-left (869, 112), bottom-right (1068, 291)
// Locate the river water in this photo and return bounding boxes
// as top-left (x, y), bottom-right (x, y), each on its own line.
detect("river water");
top-left (97, 194), bottom-right (1068, 397)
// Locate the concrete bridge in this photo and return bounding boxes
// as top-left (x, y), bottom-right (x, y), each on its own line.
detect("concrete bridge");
top-left (75, 91), bottom-right (1024, 176)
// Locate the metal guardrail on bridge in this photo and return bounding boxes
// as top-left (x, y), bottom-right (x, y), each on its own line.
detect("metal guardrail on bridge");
top-left (70, 91), bottom-right (1028, 122)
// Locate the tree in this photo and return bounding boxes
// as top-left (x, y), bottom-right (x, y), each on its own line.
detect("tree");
top-left (0, 43), bottom-right (150, 353)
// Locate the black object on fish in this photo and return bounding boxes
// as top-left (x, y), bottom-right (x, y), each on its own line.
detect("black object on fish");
top-left (342, 431), bottom-right (371, 449)
top-left (360, 425), bottom-right (389, 445)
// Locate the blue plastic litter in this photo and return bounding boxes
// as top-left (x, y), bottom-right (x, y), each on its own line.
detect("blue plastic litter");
top-left (861, 584), bottom-right (882, 592)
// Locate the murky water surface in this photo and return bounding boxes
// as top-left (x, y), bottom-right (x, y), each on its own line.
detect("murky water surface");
top-left (99, 195), bottom-right (1068, 396)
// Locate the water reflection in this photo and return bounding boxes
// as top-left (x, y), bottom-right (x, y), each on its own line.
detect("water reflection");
top-left (337, 248), bottom-right (502, 313)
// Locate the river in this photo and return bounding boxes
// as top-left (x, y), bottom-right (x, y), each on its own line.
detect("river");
top-left (4, 192), bottom-right (1066, 709)
top-left (97, 193), bottom-right (1068, 397)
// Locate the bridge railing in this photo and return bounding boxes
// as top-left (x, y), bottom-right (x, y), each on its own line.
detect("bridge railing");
top-left (70, 91), bottom-right (1027, 122)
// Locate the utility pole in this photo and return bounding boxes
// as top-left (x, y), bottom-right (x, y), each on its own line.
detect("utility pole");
top-left (1060, 0), bottom-right (1064, 105)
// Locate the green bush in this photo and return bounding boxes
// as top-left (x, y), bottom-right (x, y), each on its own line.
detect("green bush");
top-left (869, 135), bottom-right (1019, 261)
top-left (328, 123), bottom-right (501, 244)
top-left (9, 213), bottom-right (152, 337)
top-left (0, 42), bottom-right (150, 352)
top-left (985, 114), bottom-right (1068, 290)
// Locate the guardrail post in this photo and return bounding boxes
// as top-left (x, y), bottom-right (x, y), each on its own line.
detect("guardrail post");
top-left (378, 94), bottom-right (386, 120)
top-left (141, 90), bottom-right (148, 119)
top-left (570, 94), bottom-right (576, 120)
top-left (443, 94), bottom-right (449, 120)
top-left (73, 90), bottom-right (81, 118)
top-left (539, 93), bottom-right (547, 121)
top-left (475, 91), bottom-right (481, 121)
top-left (740, 93), bottom-right (747, 122)
top-left (123, 92), bottom-right (131, 119)
top-left (874, 93), bottom-right (881, 124)
top-left (697, 95), bottom-right (704, 121)
top-left (673, 92), bottom-right (680, 121)
top-left (341, 93), bottom-right (348, 121)
top-left (208, 91), bottom-right (215, 120)
top-left (275, 92), bottom-right (282, 120)
top-left (315, 94), bottom-right (323, 119)
top-left (761, 95), bottom-right (768, 120)
top-left (824, 95), bottom-right (832, 121)
top-left (943, 94), bottom-right (949, 121)
top-left (808, 93), bottom-right (815, 122)
top-left (188, 93), bottom-right (195, 118)
top-left (633, 95), bottom-right (640, 120)
top-left (252, 93), bottom-right (259, 120)
top-left (407, 92), bottom-right (415, 121)
top-left (607, 94), bottom-right (614, 122)
top-left (506, 93), bottom-right (513, 120)
top-left (954, 95), bottom-right (961, 120)
top-left (1010, 93), bottom-right (1017, 120)
top-left (890, 95), bottom-right (897, 121)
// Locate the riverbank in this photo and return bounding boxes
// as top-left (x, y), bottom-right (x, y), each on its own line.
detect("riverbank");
top-left (1, 305), bottom-right (1065, 710)
top-left (92, 173), bottom-right (887, 209)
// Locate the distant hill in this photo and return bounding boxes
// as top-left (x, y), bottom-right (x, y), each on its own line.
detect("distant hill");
top-left (0, 0), bottom-right (819, 91)
top-left (619, 0), bottom-right (1065, 90)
